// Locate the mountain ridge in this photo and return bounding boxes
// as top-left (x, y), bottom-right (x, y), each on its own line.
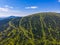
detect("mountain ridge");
top-left (0, 12), bottom-right (60, 45)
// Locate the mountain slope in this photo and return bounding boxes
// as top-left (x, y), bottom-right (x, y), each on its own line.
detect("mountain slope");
top-left (0, 12), bottom-right (60, 45)
top-left (0, 16), bottom-right (21, 31)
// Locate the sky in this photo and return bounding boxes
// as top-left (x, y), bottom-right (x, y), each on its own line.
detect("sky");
top-left (0, 0), bottom-right (60, 17)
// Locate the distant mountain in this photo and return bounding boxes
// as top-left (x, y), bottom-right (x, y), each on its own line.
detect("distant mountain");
top-left (0, 16), bottom-right (16, 20)
top-left (0, 16), bottom-right (22, 31)
top-left (0, 18), bottom-right (6, 20)
top-left (8, 16), bottom-right (16, 18)
top-left (0, 12), bottom-right (60, 45)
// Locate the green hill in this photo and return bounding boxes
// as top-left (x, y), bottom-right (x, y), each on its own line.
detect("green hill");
top-left (0, 12), bottom-right (60, 45)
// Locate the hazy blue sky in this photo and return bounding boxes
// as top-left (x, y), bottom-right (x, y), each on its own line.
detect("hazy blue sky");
top-left (0, 0), bottom-right (60, 17)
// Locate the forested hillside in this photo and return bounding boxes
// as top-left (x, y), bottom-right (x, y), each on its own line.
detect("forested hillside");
top-left (0, 12), bottom-right (60, 45)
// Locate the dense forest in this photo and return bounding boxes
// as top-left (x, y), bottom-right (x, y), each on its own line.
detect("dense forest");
top-left (0, 12), bottom-right (60, 45)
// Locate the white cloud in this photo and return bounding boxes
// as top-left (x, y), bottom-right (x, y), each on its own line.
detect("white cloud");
top-left (0, 5), bottom-right (38, 17)
top-left (5, 5), bottom-right (13, 9)
top-left (0, 7), bottom-right (28, 17)
top-left (0, 5), bottom-right (14, 12)
top-left (5, 5), bottom-right (9, 8)
top-left (25, 6), bottom-right (38, 9)
top-left (0, 8), bottom-right (9, 12)
top-left (0, 5), bottom-right (28, 17)
top-left (58, 0), bottom-right (60, 2)
top-left (0, 10), bottom-right (29, 17)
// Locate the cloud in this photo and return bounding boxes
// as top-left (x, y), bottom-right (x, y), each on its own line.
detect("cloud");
top-left (0, 5), bottom-right (27, 17)
top-left (58, 0), bottom-right (60, 2)
top-left (0, 5), bottom-right (28, 17)
top-left (0, 5), bottom-right (14, 12)
top-left (25, 6), bottom-right (38, 9)
top-left (5, 5), bottom-right (13, 9)
top-left (0, 5), bottom-right (38, 17)
top-left (0, 10), bottom-right (29, 17)
top-left (0, 8), bottom-right (9, 12)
